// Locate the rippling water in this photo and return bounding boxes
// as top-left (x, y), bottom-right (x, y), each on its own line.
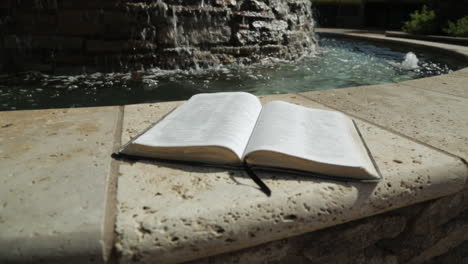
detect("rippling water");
top-left (0, 37), bottom-right (457, 111)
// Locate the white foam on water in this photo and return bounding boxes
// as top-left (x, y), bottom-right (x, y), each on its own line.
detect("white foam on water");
top-left (401, 52), bottom-right (419, 70)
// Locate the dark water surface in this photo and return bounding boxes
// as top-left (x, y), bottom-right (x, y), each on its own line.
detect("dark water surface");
top-left (0, 37), bottom-right (458, 111)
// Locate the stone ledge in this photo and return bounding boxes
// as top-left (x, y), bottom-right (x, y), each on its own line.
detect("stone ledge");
top-left (0, 106), bottom-right (121, 263)
top-left (385, 31), bottom-right (468, 47)
top-left (112, 32), bottom-right (468, 263)
top-left (114, 94), bottom-right (467, 263)
top-left (316, 29), bottom-right (468, 65)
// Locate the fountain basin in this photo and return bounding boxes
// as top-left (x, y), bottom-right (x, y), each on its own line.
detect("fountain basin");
top-left (0, 30), bottom-right (468, 264)
top-left (0, 36), bottom-right (463, 111)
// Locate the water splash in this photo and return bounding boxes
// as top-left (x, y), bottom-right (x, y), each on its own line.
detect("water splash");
top-left (401, 52), bottom-right (419, 70)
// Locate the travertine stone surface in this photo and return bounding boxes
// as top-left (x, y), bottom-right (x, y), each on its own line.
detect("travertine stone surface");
top-left (300, 83), bottom-right (468, 161)
top-left (0, 107), bottom-right (120, 263)
top-left (114, 94), bottom-right (467, 263)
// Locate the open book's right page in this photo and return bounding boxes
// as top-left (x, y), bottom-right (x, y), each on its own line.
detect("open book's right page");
top-left (243, 101), bottom-right (379, 180)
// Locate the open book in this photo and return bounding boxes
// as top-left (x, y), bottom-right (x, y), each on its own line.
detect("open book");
top-left (117, 92), bottom-right (381, 182)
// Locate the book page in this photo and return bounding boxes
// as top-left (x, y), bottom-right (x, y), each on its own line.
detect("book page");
top-left (133, 92), bottom-right (262, 159)
top-left (243, 101), bottom-right (365, 168)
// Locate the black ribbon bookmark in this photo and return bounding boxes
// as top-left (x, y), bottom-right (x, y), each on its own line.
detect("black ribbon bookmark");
top-left (243, 161), bottom-right (271, 197)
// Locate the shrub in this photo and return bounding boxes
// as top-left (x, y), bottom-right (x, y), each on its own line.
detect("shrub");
top-left (443, 16), bottom-right (468, 37)
top-left (402, 6), bottom-right (438, 35)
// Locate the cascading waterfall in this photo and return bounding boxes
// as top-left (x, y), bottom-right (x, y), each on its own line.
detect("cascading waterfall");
top-left (0, 0), bottom-right (317, 72)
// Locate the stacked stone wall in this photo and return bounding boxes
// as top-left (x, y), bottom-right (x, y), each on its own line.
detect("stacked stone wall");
top-left (189, 188), bottom-right (468, 264)
top-left (0, 0), bottom-right (316, 72)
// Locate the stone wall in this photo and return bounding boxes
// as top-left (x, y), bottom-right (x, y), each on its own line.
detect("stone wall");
top-left (0, 0), bottom-right (316, 73)
top-left (189, 188), bottom-right (468, 264)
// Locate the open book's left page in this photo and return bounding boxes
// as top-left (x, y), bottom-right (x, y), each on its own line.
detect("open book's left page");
top-left (119, 92), bottom-right (262, 165)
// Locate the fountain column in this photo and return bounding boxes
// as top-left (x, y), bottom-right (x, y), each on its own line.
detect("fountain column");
top-left (0, 0), bottom-right (316, 72)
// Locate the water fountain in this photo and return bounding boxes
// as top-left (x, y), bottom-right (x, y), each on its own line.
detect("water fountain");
top-left (0, 1), bottom-right (459, 111)
top-left (401, 52), bottom-right (419, 70)
top-left (0, 0), bottom-right (317, 72)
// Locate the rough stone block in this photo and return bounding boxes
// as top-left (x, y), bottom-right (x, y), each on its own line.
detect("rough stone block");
top-left (30, 36), bottom-right (83, 50)
top-left (424, 240), bottom-right (468, 264)
top-left (284, 31), bottom-right (309, 44)
top-left (301, 215), bottom-right (406, 263)
top-left (101, 11), bottom-right (135, 39)
top-left (1, 0), bottom-right (316, 70)
top-left (176, 15), bottom-right (232, 45)
top-left (411, 189), bottom-right (468, 235)
top-left (58, 0), bottom-right (121, 10)
top-left (241, 0), bottom-right (271, 12)
top-left (57, 11), bottom-right (103, 36)
top-left (188, 190), bottom-right (468, 264)
top-left (14, 13), bottom-right (58, 34)
top-left (3, 35), bottom-right (21, 49)
top-left (11, 0), bottom-right (58, 11)
top-left (87, 40), bottom-right (127, 53)
top-left (235, 29), bottom-right (260, 45)
top-left (213, 0), bottom-right (237, 7)
top-left (379, 211), bottom-right (468, 263)
top-left (252, 19), bottom-right (288, 31)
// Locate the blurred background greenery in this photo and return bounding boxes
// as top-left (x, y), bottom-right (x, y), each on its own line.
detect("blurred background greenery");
top-left (310, 0), bottom-right (468, 35)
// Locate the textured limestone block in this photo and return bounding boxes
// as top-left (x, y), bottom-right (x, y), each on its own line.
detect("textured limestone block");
top-left (57, 11), bottom-right (104, 36)
top-left (241, 0), bottom-right (271, 12)
top-left (380, 210), bottom-right (468, 264)
top-left (58, 1), bottom-right (121, 10)
top-left (0, 106), bottom-right (121, 263)
top-left (301, 215), bottom-right (406, 263)
top-left (214, 0), bottom-right (237, 7)
top-left (188, 214), bottom-right (405, 264)
top-left (13, 13), bottom-right (58, 34)
top-left (30, 36), bottom-right (83, 50)
top-left (101, 11), bottom-right (135, 38)
top-left (176, 15), bottom-right (232, 46)
top-left (411, 189), bottom-right (468, 235)
top-left (424, 240), bottom-right (468, 264)
top-left (86, 40), bottom-right (157, 53)
top-left (114, 94), bottom-right (467, 264)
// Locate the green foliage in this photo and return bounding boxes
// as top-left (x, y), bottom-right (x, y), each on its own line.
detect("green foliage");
top-left (402, 6), bottom-right (438, 35)
top-left (443, 16), bottom-right (468, 37)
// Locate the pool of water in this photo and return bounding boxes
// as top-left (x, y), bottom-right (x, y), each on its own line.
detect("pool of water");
top-left (0, 37), bottom-right (458, 111)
